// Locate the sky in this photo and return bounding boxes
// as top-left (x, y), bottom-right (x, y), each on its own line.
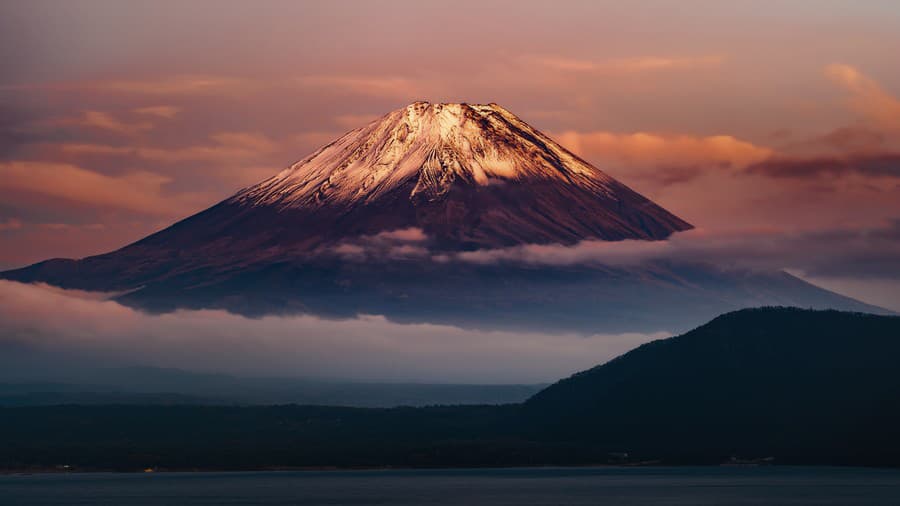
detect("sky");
top-left (0, 1), bottom-right (899, 380)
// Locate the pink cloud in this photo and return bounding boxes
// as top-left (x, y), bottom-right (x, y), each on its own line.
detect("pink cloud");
top-left (527, 55), bottom-right (726, 74)
top-left (446, 223), bottom-right (900, 283)
top-left (79, 111), bottom-right (153, 136)
top-left (294, 75), bottom-right (425, 99)
top-left (79, 75), bottom-right (258, 96)
top-left (374, 227), bottom-right (428, 242)
top-left (42, 111), bottom-right (155, 137)
top-left (553, 130), bottom-right (773, 185)
top-left (60, 131), bottom-right (279, 163)
top-left (0, 161), bottom-right (205, 216)
top-left (132, 105), bottom-right (181, 119)
top-left (826, 64), bottom-right (900, 131)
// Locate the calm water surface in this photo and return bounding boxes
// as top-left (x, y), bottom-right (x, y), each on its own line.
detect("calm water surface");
top-left (2, 466), bottom-right (900, 505)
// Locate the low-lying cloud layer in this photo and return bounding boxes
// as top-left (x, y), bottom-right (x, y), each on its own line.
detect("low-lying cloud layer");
top-left (320, 221), bottom-right (900, 311)
top-left (447, 225), bottom-right (900, 281)
top-left (305, 219), bottom-right (900, 313)
top-left (0, 280), bottom-right (665, 384)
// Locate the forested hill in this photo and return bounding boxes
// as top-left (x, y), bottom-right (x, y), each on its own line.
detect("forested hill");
top-left (524, 307), bottom-right (900, 461)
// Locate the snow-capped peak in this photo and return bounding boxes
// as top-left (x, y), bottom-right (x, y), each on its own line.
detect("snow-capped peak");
top-left (230, 102), bottom-right (617, 209)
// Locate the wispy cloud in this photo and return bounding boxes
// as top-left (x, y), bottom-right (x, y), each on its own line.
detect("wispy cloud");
top-left (0, 161), bottom-right (203, 216)
top-left (526, 55), bottom-right (725, 74)
top-left (443, 223), bottom-right (900, 281)
top-left (45, 111), bottom-right (155, 137)
top-left (132, 105), bottom-right (181, 119)
top-left (554, 130), bottom-right (772, 185)
top-left (82, 111), bottom-right (153, 135)
top-left (7, 72), bottom-right (431, 101)
top-left (295, 75), bottom-right (423, 99)
top-left (328, 227), bottom-right (430, 261)
top-left (826, 64), bottom-right (900, 131)
top-left (0, 218), bottom-right (22, 232)
top-left (60, 131), bottom-right (279, 163)
top-left (84, 75), bottom-right (257, 96)
top-left (1, 75), bottom-right (259, 96)
top-left (749, 151), bottom-right (900, 178)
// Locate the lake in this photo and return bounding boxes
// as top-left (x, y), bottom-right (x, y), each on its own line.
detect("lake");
top-left (2, 466), bottom-right (900, 505)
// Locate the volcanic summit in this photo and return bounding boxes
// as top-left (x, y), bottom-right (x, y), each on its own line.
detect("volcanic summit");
top-left (226, 101), bottom-right (692, 251)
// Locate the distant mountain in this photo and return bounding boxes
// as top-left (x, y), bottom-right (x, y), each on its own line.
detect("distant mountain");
top-left (525, 307), bottom-right (900, 461)
top-left (0, 103), bottom-right (887, 331)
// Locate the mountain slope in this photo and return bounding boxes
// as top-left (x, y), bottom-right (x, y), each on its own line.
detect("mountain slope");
top-left (228, 101), bottom-right (692, 249)
top-left (524, 307), bottom-right (900, 459)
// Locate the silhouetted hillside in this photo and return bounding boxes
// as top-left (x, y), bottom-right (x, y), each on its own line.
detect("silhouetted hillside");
top-left (525, 307), bottom-right (900, 462)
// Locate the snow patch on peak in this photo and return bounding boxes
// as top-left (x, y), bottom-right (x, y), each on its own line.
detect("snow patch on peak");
top-left (230, 102), bottom-right (618, 210)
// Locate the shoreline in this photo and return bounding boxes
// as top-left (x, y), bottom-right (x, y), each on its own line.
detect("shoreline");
top-left (8, 462), bottom-right (898, 476)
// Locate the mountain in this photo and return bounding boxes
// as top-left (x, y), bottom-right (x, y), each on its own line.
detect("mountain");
top-left (3, 102), bottom-right (689, 280)
top-left (4, 308), bottom-right (900, 470)
top-left (230, 101), bottom-right (693, 249)
top-left (0, 102), bottom-right (887, 331)
top-left (524, 307), bottom-right (900, 461)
